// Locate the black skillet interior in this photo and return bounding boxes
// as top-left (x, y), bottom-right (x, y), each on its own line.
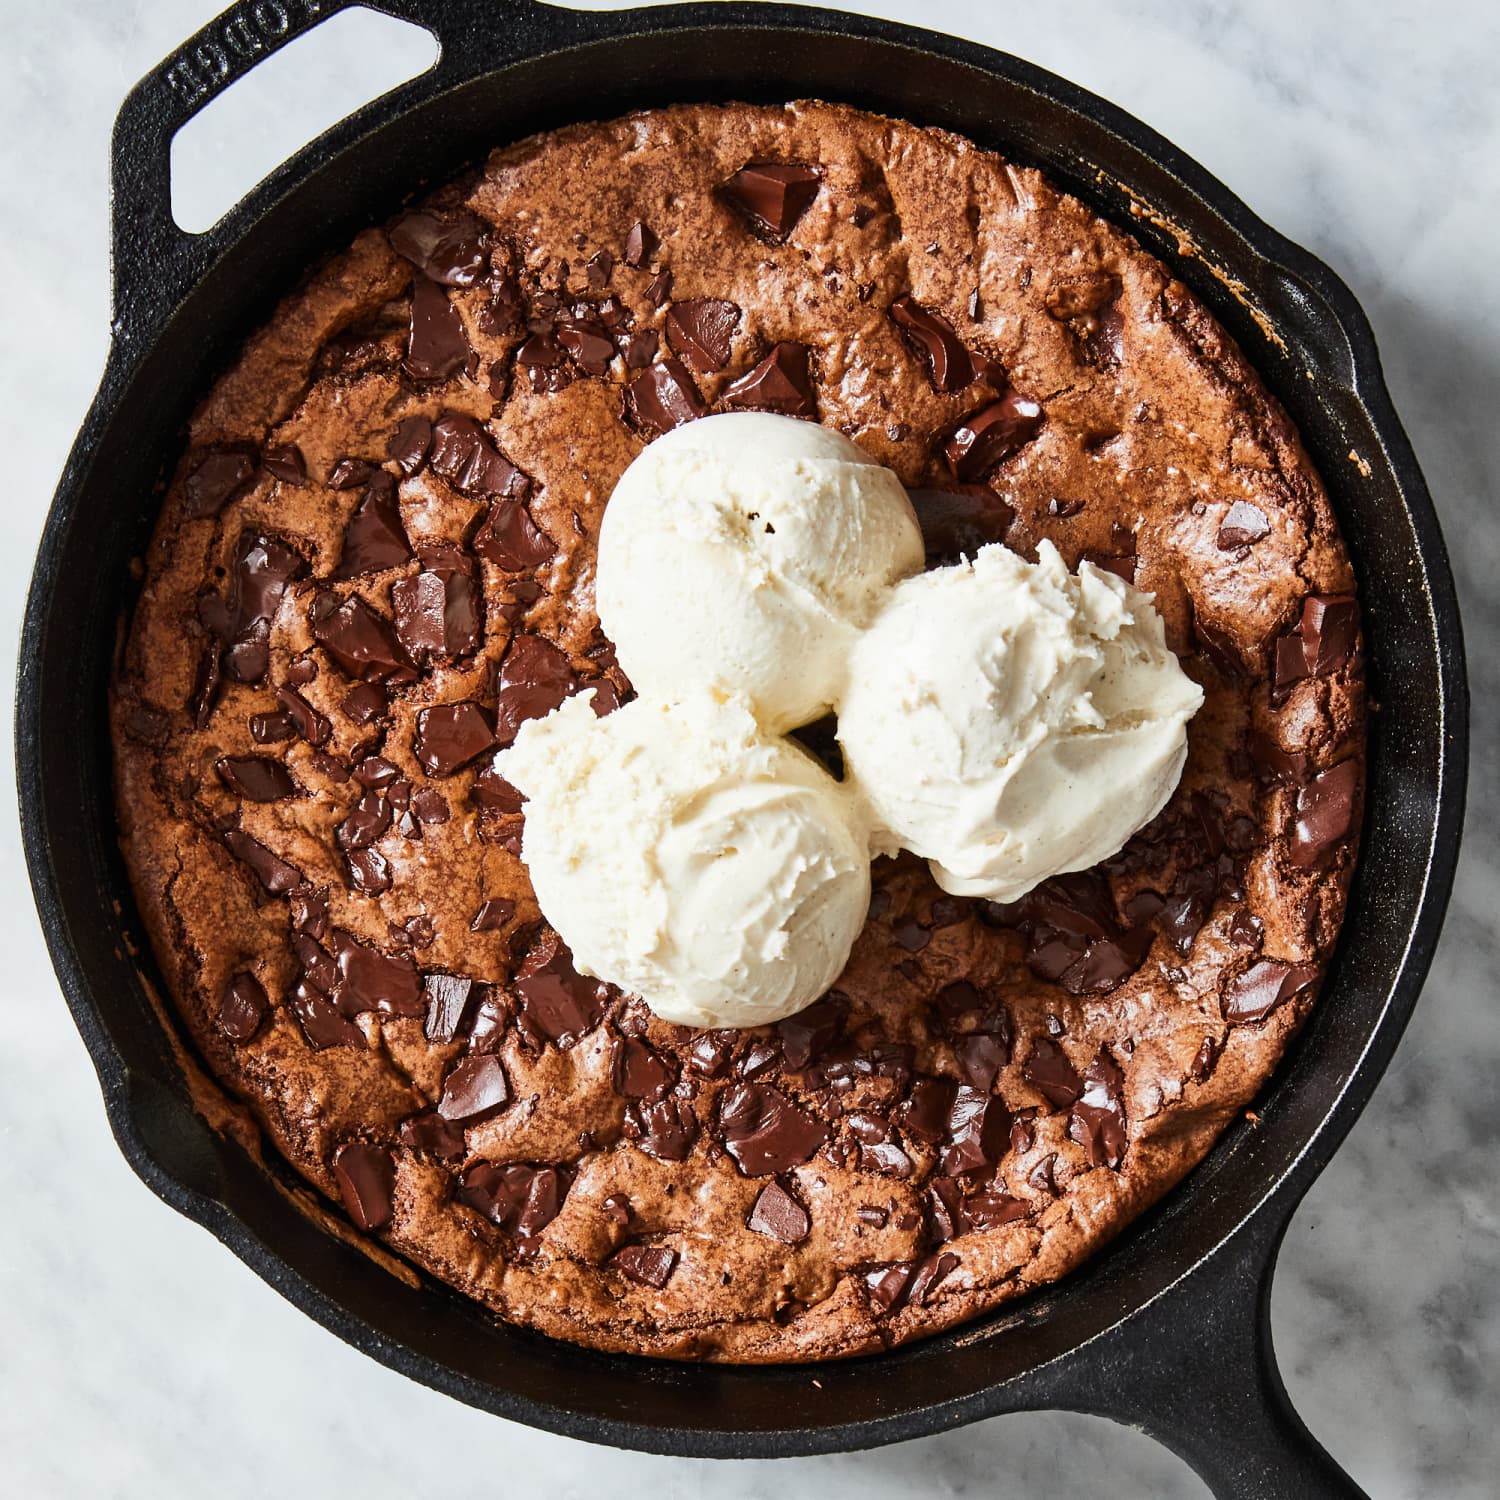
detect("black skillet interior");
top-left (18, 1), bottom-right (1467, 1494)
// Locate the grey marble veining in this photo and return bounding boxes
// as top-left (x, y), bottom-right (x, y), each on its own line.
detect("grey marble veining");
top-left (1, 1), bottom-right (1495, 1495)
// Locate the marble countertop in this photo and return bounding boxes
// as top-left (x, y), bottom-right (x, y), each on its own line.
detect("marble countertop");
top-left (2, 1), bottom-right (1495, 1494)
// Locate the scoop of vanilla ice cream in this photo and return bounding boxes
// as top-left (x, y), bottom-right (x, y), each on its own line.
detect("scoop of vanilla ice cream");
top-left (494, 689), bottom-right (871, 1028)
top-left (838, 541), bottom-right (1204, 903)
top-left (596, 412), bottom-right (924, 732)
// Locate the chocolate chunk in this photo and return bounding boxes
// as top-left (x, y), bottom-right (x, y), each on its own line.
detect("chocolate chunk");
top-left (470, 898), bottom-right (514, 932)
top-left (776, 996), bottom-right (846, 1071)
top-left (602, 1193), bottom-right (632, 1225)
top-left (262, 444), bottom-right (306, 485)
top-left (721, 341), bottom-right (818, 418)
top-left (414, 702), bottom-right (495, 777)
top-left (942, 1086), bottom-right (1011, 1175)
top-left (439, 1054), bottom-right (510, 1123)
top-left (1248, 730), bottom-right (1308, 786)
top-left (412, 787), bottom-right (450, 824)
top-left (289, 888), bottom-right (329, 940)
top-left (848, 1112), bottom-right (913, 1179)
top-left (585, 249), bottom-right (614, 288)
top-left (388, 415), bottom-right (433, 475)
top-left (215, 755), bottom-right (298, 802)
top-left (625, 358), bottom-right (707, 435)
top-left (249, 709), bottom-right (296, 744)
top-left (557, 318), bottom-right (616, 376)
top-left (899, 1076), bottom-right (958, 1144)
top-left (473, 497), bottom-right (555, 570)
top-left (423, 973), bottom-right (475, 1043)
top-left (748, 1179), bottom-right (811, 1244)
top-left (863, 1262), bottom-right (914, 1313)
top-left (355, 756), bottom-right (400, 790)
top-left (328, 458), bottom-right (373, 491)
top-left (291, 980), bottom-right (365, 1049)
top-left (736, 1039), bottom-right (781, 1080)
top-left (514, 932), bottom-right (607, 1045)
top-left (1228, 910), bottom-right (1264, 951)
top-left (332, 473), bottom-right (412, 578)
top-left (406, 277), bottom-right (470, 381)
top-left (991, 872), bottom-right (1152, 996)
top-left (1068, 1049), bottom-right (1127, 1169)
top-left (333, 1142), bottom-right (395, 1231)
top-left (1289, 759), bottom-right (1359, 867)
top-left (908, 485), bottom-right (1016, 567)
top-left (1217, 500), bottom-right (1270, 549)
top-left (623, 220), bottom-right (659, 268)
top-left (1023, 1037), bottom-right (1083, 1108)
top-left (312, 594), bottom-right (413, 685)
top-left (687, 1030), bottom-right (736, 1078)
top-left (389, 211), bottom-right (487, 286)
top-left (943, 391), bottom-right (1045, 481)
top-left (391, 545), bottom-right (483, 663)
top-left (1300, 595), bottom-right (1360, 675)
top-left (459, 1161), bottom-right (568, 1238)
top-left (953, 1032), bottom-right (1009, 1091)
top-left (906, 1250), bottom-right (960, 1308)
top-left (665, 298), bottom-right (741, 374)
top-left (217, 972), bottom-right (267, 1041)
top-left (399, 1110), bottom-right (466, 1161)
top-left (722, 162), bottom-right (820, 239)
top-left (963, 1189), bottom-right (1032, 1232)
top-left (183, 448), bottom-right (256, 518)
top-left (224, 830), bottom-right (303, 894)
top-left (618, 328), bottom-right (659, 371)
top-left (494, 632), bottom-right (579, 746)
top-left (346, 846), bottom-right (391, 895)
top-left (1223, 960), bottom-right (1319, 1024)
top-left (889, 296), bottom-right (975, 392)
top-left (472, 762), bottom-right (525, 812)
top-left (428, 413), bottom-right (529, 499)
top-left (623, 1095), bottom-right (699, 1161)
top-left (611, 1243), bottom-right (677, 1288)
top-left (331, 931), bottom-right (423, 1017)
top-left (892, 917), bottom-right (929, 953)
top-left (336, 789), bottom-right (391, 852)
top-left (645, 270), bottom-right (673, 308)
top-left (717, 1083), bottom-right (827, 1176)
top-left (216, 533), bottom-right (306, 684)
top-left (340, 682), bottom-right (386, 726)
top-left (1189, 1036), bottom-right (1220, 1083)
top-left (925, 1176), bottom-right (963, 1242)
top-left (612, 1036), bottom-right (676, 1099)
top-left (272, 684), bottom-right (330, 746)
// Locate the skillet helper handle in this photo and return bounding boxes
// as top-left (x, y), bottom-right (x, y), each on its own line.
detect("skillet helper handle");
top-left (1029, 1209), bottom-right (1366, 1498)
top-left (106, 0), bottom-right (551, 346)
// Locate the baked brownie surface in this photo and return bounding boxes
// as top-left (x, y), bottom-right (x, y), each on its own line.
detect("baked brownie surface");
top-left (112, 101), bottom-right (1365, 1361)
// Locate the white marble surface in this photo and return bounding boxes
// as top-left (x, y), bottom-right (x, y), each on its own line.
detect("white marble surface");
top-left (2, 0), bottom-right (1495, 1494)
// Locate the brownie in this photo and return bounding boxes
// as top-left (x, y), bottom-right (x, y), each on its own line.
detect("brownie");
top-left (111, 101), bottom-right (1365, 1361)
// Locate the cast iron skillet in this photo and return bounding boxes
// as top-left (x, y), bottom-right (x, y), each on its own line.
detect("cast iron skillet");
top-left (17, 1), bottom-right (1467, 1493)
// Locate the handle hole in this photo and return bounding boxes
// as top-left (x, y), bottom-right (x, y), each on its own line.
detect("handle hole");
top-left (169, 6), bottom-right (438, 234)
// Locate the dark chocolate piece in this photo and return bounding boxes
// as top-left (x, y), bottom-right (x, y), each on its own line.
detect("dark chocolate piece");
top-left (1223, 960), bottom-right (1318, 1024)
top-left (1217, 500), bottom-right (1270, 549)
top-left (406, 277), bottom-right (470, 381)
top-left (941, 1086), bottom-right (1011, 1175)
top-left (333, 1142), bottom-right (395, 1230)
top-left (943, 391), bottom-right (1045, 480)
top-left (399, 1110), bottom-right (467, 1161)
top-left (747, 1179), bottom-right (811, 1244)
top-left (224, 830), bottom-right (303, 894)
top-left (429, 413), bottom-right (529, 499)
top-left (513, 932), bottom-right (607, 1045)
top-left (389, 211), bottom-right (488, 286)
top-left (423, 973), bottom-right (475, 1043)
top-left (612, 1036), bottom-right (676, 1099)
top-left (332, 473), bottom-right (412, 578)
top-left (262, 445), bottom-right (306, 485)
top-left (494, 633), bottom-right (579, 746)
top-left (665, 298), bottom-right (741, 374)
top-left (473, 498), bottom-right (555, 571)
top-left (622, 220), bottom-right (659, 268)
top-left (1289, 759), bottom-right (1359, 866)
top-left (438, 1055), bottom-right (510, 1123)
top-left (183, 448), bottom-right (256, 518)
top-left (722, 162), bottom-right (820, 239)
top-left (458, 1161), bottom-right (568, 1238)
top-left (889, 296), bottom-right (975, 392)
top-left (414, 702), bottom-right (496, 777)
top-left (1022, 1037), bottom-right (1083, 1108)
top-left (215, 755), bottom-right (298, 802)
top-left (624, 359), bottom-right (707, 435)
top-left (217, 972), bottom-right (267, 1041)
top-left (388, 415), bottom-right (433, 475)
top-left (311, 595), bottom-right (414, 685)
top-left (611, 1243), bottom-right (678, 1288)
top-left (721, 342), bottom-right (818, 418)
top-left (1067, 1049), bottom-right (1127, 1169)
top-left (717, 1083), bottom-right (827, 1176)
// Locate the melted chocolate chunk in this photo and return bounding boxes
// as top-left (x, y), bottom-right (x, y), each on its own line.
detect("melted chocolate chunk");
top-left (889, 296), bottom-right (975, 392)
top-left (331, 931), bottom-right (423, 1017)
top-left (291, 980), bottom-right (365, 1049)
top-left (389, 211), bottom-right (488, 286)
top-left (336, 789), bottom-right (391, 852)
top-left (963, 1189), bottom-right (1033, 1232)
top-left (470, 898), bottom-right (514, 932)
top-left (183, 448), bottom-right (257, 518)
top-left (1068, 1049), bottom-right (1127, 1168)
top-left (346, 846), bottom-right (391, 895)
top-left (215, 533), bottom-right (306, 684)
top-left (1273, 594), bottom-right (1361, 693)
top-left (1249, 730), bottom-right (1308, 786)
top-left (557, 318), bottom-right (616, 376)
top-left (622, 220), bottom-right (659, 268)
top-left (332, 472), bottom-right (412, 578)
top-left (863, 1262), bottom-right (914, 1314)
top-left (423, 973), bottom-right (476, 1043)
top-left (217, 972), bottom-right (267, 1041)
top-left (721, 162), bottom-right (821, 239)
top-left (625, 358), bottom-right (707, 435)
top-left (392, 544), bottom-right (483, 663)
top-left (942, 1086), bottom-right (1011, 1175)
top-left (906, 1250), bottom-right (960, 1308)
top-left (399, 1110), bottom-right (466, 1161)
top-left (406, 277), bottom-right (470, 381)
top-left (717, 1083), bottom-right (827, 1176)
top-left (747, 1179), bottom-right (811, 1244)
top-left (1189, 1036), bottom-right (1220, 1083)
top-left (494, 633), bottom-right (579, 746)
top-left (438, 1054), bottom-right (510, 1123)
top-left (388, 415), bottom-right (433, 475)
top-left (414, 702), bottom-right (496, 777)
top-left (721, 341), bottom-right (818, 418)
top-left (943, 391), bottom-right (1045, 481)
top-left (312, 595), bottom-right (414, 685)
top-left (899, 1076), bottom-right (957, 1144)
top-left (429, 413), bottom-right (529, 499)
top-left (328, 458), bottom-right (373, 491)
top-left (1218, 500), bottom-right (1270, 549)
top-left (623, 1095), bottom-right (699, 1161)
top-left (1223, 960), bottom-right (1318, 1024)
top-left (1023, 1037), bottom-right (1083, 1108)
top-left (215, 755), bottom-right (298, 802)
top-left (412, 787), bottom-right (450, 824)
top-left (513, 932), bottom-right (607, 1045)
top-left (333, 1142), bottom-right (395, 1231)
top-left (908, 485), bottom-right (1016, 567)
top-left (274, 684), bottom-right (331, 746)
top-left (611, 1243), bottom-right (678, 1288)
top-left (776, 996), bottom-right (846, 1071)
top-left (953, 1032), bottom-right (1009, 1091)
top-left (990, 872), bottom-right (1153, 996)
top-left (665, 298), bottom-right (741, 373)
top-left (687, 1030), bottom-right (736, 1078)
top-left (262, 444), bottom-right (306, 485)
top-left (249, 709), bottom-right (296, 744)
top-left (459, 1161), bottom-right (568, 1238)
top-left (473, 497), bottom-right (555, 570)
top-left (612, 1036), bottom-right (676, 1100)
top-left (224, 829), bottom-right (303, 894)
top-left (1289, 759), bottom-right (1359, 866)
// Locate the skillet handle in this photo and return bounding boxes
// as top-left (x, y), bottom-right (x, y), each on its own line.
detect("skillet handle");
top-left (106, 0), bottom-right (556, 347)
top-left (1022, 1206), bottom-right (1366, 1498)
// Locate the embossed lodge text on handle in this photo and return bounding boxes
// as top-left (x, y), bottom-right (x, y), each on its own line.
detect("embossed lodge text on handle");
top-left (162, 0), bottom-right (330, 110)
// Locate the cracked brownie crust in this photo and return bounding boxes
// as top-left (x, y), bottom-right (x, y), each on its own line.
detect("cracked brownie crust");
top-left (112, 101), bottom-right (1365, 1361)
